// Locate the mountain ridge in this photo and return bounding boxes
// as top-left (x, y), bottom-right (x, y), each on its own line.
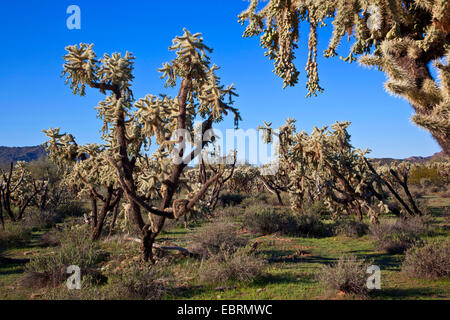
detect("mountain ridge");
top-left (0, 145), bottom-right (47, 164)
top-left (0, 146), bottom-right (446, 165)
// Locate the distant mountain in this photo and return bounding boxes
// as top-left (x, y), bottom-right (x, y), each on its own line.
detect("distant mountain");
top-left (0, 145), bottom-right (47, 164)
top-left (0, 145), bottom-right (446, 166)
top-left (371, 151), bottom-right (446, 164)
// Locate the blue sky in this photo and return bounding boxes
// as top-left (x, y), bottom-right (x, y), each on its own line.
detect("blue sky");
top-left (0, 0), bottom-right (441, 158)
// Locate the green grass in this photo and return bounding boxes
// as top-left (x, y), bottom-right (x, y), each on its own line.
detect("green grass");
top-left (0, 193), bottom-right (449, 300)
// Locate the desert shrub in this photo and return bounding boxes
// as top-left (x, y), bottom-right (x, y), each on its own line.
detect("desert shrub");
top-left (24, 210), bottom-right (62, 230)
top-left (198, 248), bottom-right (265, 285)
top-left (375, 231), bottom-right (420, 254)
top-left (243, 205), bottom-right (329, 237)
top-left (40, 231), bottom-right (61, 247)
top-left (440, 189), bottom-right (450, 198)
top-left (402, 240), bottom-right (450, 280)
top-left (411, 188), bottom-right (424, 200)
top-left (333, 219), bottom-right (369, 238)
top-left (239, 194), bottom-right (269, 208)
top-left (215, 206), bottom-right (245, 220)
top-left (302, 200), bottom-right (330, 217)
top-left (217, 193), bottom-right (244, 208)
top-left (264, 192), bottom-right (289, 206)
top-left (243, 206), bottom-right (299, 236)
top-left (409, 167), bottom-right (443, 186)
top-left (55, 201), bottom-right (86, 217)
top-left (416, 200), bottom-right (432, 216)
top-left (297, 212), bottom-right (330, 238)
top-left (318, 255), bottom-right (371, 296)
top-left (430, 186), bottom-right (440, 193)
top-left (0, 223), bottom-right (33, 249)
top-left (443, 207), bottom-right (450, 223)
top-left (115, 262), bottom-right (171, 300)
top-left (188, 220), bottom-right (247, 258)
top-left (39, 285), bottom-right (105, 300)
top-left (22, 226), bottom-right (103, 288)
top-left (370, 217), bottom-right (429, 254)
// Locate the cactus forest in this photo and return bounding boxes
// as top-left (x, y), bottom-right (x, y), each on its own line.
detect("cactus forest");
top-left (0, 1), bottom-right (449, 303)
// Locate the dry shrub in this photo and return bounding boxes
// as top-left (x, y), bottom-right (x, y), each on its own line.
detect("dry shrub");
top-left (239, 194), bottom-right (270, 208)
top-left (243, 206), bottom-right (295, 235)
top-left (243, 206), bottom-right (298, 235)
top-left (0, 223), bottom-right (33, 249)
top-left (402, 240), bottom-right (450, 280)
top-left (20, 269), bottom-right (67, 289)
top-left (243, 205), bottom-right (329, 237)
top-left (297, 212), bottom-right (330, 237)
top-left (302, 200), bottom-right (330, 217)
top-left (318, 255), bottom-right (371, 297)
top-left (217, 193), bottom-right (244, 208)
top-left (25, 210), bottom-right (62, 230)
top-left (333, 218), bottom-right (369, 238)
top-left (215, 206), bottom-right (245, 220)
top-left (40, 231), bottom-right (61, 247)
top-left (55, 201), bottom-right (86, 217)
top-left (416, 200), bottom-right (432, 216)
top-left (115, 262), bottom-right (171, 300)
top-left (21, 226), bottom-right (103, 289)
top-left (188, 220), bottom-right (247, 258)
top-left (440, 189), bottom-right (450, 198)
top-left (370, 216), bottom-right (430, 254)
top-left (430, 186), bottom-right (440, 193)
top-left (443, 207), bottom-right (450, 223)
top-left (198, 248), bottom-right (265, 285)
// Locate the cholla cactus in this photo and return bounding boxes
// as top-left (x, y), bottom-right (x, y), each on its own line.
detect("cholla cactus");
top-left (240, 0), bottom-right (450, 152)
top-left (226, 165), bottom-right (263, 194)
top-left (55, 29), bottom-right (240, 262)
top-left (426, 160), bottom-right (450, 183)
top-left (43, 131), bottom-right (123, 240)
top-left (0, 162), bottom-right (48, 225)
top-left (260, 119), bottom-right (425, 221)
